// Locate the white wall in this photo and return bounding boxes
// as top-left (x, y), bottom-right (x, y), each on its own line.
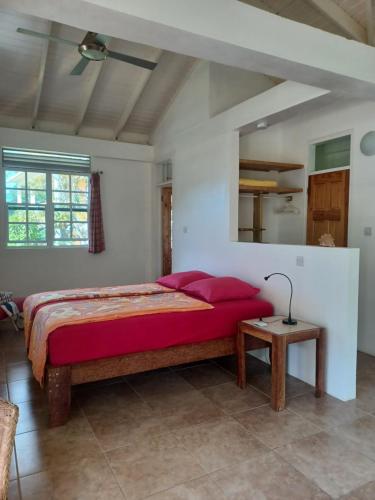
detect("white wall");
top-left (240, 99), bottom-right (375, 355)
top-left (0, 127), bottom-right (156, 295)
top-left (153, 65), bottom-right (360, 401)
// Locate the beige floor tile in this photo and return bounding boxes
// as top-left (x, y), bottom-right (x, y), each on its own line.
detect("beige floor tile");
top-left (332, 415), bottom-right (375, 461)
top-left (77, 380), bottom-right (149, 417)
top-left (15, 400), bottom-right (49, 434)
top-left (276, 431), bottom-right (375, 498)
top-left (127, 370), bottom-right (194, 400)
top-left (145, 389), bottom-right (225, 424)
top-left (287, 393), bottom-right (367, 429)
top-left (355, 381), bottom-right (375, 413)
top-left (19, 456), bottom-right (124, 500)
top-left (0, 361), bottom-right (6, 384)
top-left (7, 480), bottom-right (21, 500)
top-left (201, 381), bottom-right (269, 414)
top-left (340, 480), bottom-right (375, 499)
top-left (147, 476), bottom-right (226, 500)
top-left (210, 451), bottom-right (330, 499)
top-left (88, 409), bottom-right (171, 452)
top-left (177, 363), bottom-right (234, 389)
top-left (88, 390), bottom-right (224, 452)
top-left (8, 378), bottom-right (45, 404)
top-left (16, 409), bottom-right (102, 477)
top-left (249, 371), bottom-right (314, 399)
top-left (0, 382), bottom-right (8, 399)
top-left (6, 361), bottom-right (33, 382)
top-left (174, 416), bottom-right (269, 473)
top-left (4, 348), bottom-right (29, 365)
top-left (9, 450), bottom-right (17, 481)
top-left (106, 433), bottom-right (204, 500)
top-left (234, 405), bottom-right (321, 448)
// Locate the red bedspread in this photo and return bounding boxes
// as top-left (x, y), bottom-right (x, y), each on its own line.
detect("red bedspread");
top-left (48, 297), bottom-right (273, 366)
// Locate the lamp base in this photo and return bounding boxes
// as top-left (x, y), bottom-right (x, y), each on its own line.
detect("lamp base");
top-left (282, 318), bottom-right (298, 325)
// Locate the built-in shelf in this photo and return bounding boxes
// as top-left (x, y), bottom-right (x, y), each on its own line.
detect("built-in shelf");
top-left (239, 186), bottom-right (303, 195)
top-left (239, 159), bottom-right (304, 172)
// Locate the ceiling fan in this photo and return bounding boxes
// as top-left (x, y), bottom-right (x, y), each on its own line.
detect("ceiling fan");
top-left (17, 28), bottom-right (158, 75)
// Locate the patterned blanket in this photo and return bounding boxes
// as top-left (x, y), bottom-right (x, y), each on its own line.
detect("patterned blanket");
top-left (23, 283), bottom-right (174, 346)
top-left (28, 292), bottom-right (213, 385)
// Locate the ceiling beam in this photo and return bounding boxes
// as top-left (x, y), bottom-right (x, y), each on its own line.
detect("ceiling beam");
top-left (75, 61), bottom-right (105, 135)
top-left (4, 0), bottom-right (375, 98)
top-left (366, 0), bottom-right (375, 45)
top-left (306, 0), bottom-right (367, 43)
top-left (113, 49), bottom-right (162, 140)
top-left (31, 20), bottom-right (51, 129)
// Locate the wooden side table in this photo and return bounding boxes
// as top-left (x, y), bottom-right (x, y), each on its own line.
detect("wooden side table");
top-left (237, 316), bottom-right (324, 411)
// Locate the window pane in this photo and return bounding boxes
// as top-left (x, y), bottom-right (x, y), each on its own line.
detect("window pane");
top-left (28, 190), bottom-right (47, 205)
top-left (8, 224), bottom-right (26, 241)
top-left (6, 171), bottom-right (25, 189)
top-left (28, 172), bottom-right (46, 190)
top-left (71, 192), bottom-right (88, 204)
top-left (28, 208), bottom-right (46, 223)
top-left (54, 240), bottom-right (88, 247)
top-left (72, 223), bottom-right (88, 239)
top-left (71, 175), bottom-right (88, 192)
top-left (52, 174), bottom-right (70, 191)
top-left (54, 205), bottom-right (71, 222)
top-left (6, 189), bottom-right (26, 204)
top-left (54, 222), bottom-right (71, 239)
top-left (8, 207), bottom-right (26, 223)
top-left (52, 191), bottom-right (70, 203)
top-left (72, 207), bottom-right (87, 222)
top-left (28, 224), bottom-right (46, 241)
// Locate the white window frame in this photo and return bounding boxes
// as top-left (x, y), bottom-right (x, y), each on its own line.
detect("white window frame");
top-left (1, 167), bottom-right (90, 249)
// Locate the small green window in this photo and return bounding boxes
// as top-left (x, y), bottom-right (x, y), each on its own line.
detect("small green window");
top-left (314, 135), bottom-right (351, 171)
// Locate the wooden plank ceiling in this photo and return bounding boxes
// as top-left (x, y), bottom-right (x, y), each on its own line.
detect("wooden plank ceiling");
top-left (0, 1), bottom-right (371, 144)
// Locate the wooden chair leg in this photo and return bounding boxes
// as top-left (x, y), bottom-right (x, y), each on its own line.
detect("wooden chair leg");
top-left (47, 365), bottom-right (72, 427)
top-left (236, 329), bottom-right (246, 389)
top-left (315, 329), bottom-right (325, 398)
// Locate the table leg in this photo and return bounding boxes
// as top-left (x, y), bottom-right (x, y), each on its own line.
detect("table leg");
top-left (315, 329), bottom-right (325, 398)
top-left (271, 336), bottom-right (287, 411)
top-left (236, 329), bottom-right (246, 389)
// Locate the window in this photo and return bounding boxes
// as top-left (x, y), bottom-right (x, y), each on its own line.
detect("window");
top-left (2, 148), bottom-right (90, 248)
top-left (313, 135), bottom-right (351, 172)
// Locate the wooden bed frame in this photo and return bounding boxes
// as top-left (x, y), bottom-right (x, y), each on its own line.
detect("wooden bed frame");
top-left (46, 334), bottom-right (269, 426)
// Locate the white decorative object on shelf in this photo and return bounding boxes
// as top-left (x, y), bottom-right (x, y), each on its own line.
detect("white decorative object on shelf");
top-left (319, 233), bottom-right (335, 247)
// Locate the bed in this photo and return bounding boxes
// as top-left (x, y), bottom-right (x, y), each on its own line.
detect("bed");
top-left (24, 274), bottom-right (273, 426)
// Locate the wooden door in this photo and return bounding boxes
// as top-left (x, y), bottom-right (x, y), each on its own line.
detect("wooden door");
top-left (306, 170), bottom-right (349, 247)
top-left (161, 187), bottom-right (172, 275)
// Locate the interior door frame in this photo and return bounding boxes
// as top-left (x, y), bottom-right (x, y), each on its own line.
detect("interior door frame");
top-left (306, 168), bottom-right (350, 247)
top-left (161, 186), bottom-right (172, 276)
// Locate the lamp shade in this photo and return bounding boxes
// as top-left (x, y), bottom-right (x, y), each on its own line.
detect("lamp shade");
top-left (360, 131), bottom-right (375, 156)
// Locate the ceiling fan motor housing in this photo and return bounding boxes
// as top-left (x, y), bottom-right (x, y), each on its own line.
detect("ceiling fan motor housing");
top-left (79, 31), bottom-right (108, 61)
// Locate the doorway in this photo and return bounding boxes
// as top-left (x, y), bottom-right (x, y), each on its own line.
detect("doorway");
top-left (306, 169), bottom-right (349, 247)
top-left (161, 186), bottom-right (172, 275)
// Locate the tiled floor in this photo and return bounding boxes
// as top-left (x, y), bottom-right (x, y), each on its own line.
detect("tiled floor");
top-left (2, 322), bottom-right (375, 499)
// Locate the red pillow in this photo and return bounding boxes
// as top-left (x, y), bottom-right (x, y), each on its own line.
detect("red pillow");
top-left (182, 276), bottom-right (260, 303)
top-left (156, 270), bottom-right (214, 290)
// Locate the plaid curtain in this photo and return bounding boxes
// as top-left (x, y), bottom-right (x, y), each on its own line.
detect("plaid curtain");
top-left (88, 172), bottom-right (105, 254)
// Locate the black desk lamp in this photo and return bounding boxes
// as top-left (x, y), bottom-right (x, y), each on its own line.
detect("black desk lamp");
top-left (264, 272), bottom-right (297, 325)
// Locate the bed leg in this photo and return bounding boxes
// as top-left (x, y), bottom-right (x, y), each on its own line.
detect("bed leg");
top-left (47, 365), bottom-right (72, 427)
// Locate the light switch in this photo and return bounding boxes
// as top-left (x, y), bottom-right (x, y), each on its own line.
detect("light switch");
top-left (364, 227), bottom-right (372, 236)
top-left (296, 256), bottom-right (304, 267)
top-left (183, 226), bottom-right (188, 234)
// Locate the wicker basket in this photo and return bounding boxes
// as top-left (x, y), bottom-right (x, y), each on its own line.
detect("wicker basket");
top-left (0, 400), bottom-right (18, 500)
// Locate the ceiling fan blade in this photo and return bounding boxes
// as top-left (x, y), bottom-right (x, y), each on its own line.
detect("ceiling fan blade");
top-left (17, 27), bottom-right (78, 47)
top-left (70, 57), bottom-right (90, 76)
top-left (107, 50), bottom-right (157, 70)
top-left (95, 33), bottom-right (111, 46)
